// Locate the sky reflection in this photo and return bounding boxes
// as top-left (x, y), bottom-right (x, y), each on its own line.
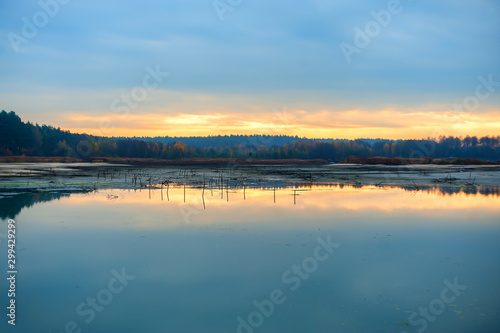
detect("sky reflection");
top-left (17, 185), bottom-right (498, 229)
top-left (0, 185), bottom-right (499, 333)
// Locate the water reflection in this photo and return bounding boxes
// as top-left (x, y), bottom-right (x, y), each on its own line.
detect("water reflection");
top-left (0, 184), bottom-right (499, 333)
top-left (1, 183), bottom-right (499, 221)
top-left (0, 189), bottom-right (89, 219)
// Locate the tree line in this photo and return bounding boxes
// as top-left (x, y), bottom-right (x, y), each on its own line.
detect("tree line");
top-left (1, 110), bottom-right (499, 162)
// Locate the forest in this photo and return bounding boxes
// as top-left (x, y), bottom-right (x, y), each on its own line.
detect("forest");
top-left (1, 110), bottom-right (499, 162)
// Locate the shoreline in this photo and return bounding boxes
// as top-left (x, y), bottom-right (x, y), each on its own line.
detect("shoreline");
top-left (1, 162), bottom-right (500, 188)
top-left (0, 155), bottom-right (498, 166)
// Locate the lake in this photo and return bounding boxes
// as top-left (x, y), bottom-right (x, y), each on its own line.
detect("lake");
top-left (1, 183), bottom-right (499, 333)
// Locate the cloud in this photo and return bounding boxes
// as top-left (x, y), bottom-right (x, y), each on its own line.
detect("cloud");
top-left (58, 106), bottom-right (500, 140)
top-left (1, 0), bottom-right (499, 138)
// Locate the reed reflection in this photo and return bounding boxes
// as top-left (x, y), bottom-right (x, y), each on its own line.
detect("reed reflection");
top-left (3, 182), bottom-right (499, 227)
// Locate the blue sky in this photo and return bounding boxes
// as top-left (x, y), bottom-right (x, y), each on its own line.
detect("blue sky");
top-left (1, 0), bottom-right (499, 138)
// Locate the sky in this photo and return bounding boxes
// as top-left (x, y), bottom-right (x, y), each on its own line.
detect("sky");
top-left (1, 0), bottom-right (499, 139)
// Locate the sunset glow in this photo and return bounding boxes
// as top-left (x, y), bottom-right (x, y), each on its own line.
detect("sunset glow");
top-left (61, 108), bottom-right (500, 140)
top-left (2, 1), bottom-right (499, 139)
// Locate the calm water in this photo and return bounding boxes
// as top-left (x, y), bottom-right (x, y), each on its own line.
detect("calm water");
top-left (1, 185), bottom-right (499, 333)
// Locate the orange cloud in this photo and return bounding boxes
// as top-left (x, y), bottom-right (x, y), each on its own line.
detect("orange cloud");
top-left (62, 107), bottom-right (500, 139)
